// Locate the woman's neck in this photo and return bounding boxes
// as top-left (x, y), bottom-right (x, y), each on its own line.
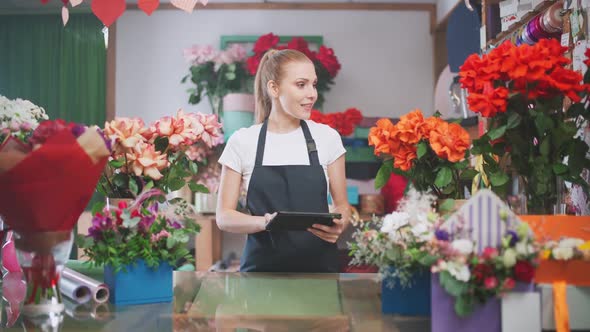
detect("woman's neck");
top-left (267, 106), bottom-right (300, 133)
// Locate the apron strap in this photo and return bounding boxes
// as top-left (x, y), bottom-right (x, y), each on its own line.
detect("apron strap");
top-left (300, 120), bottom-right (320, 166)
top-left (254, 119), bottom-right (320, 166)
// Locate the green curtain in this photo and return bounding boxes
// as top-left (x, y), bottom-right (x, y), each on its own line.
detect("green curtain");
top-left (0, 14), bottom-right (106, 126)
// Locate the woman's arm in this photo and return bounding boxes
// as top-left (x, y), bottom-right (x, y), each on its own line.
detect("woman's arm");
top-left (215, 165), bottom-right (269, 234)
top-left (308, 155), bottom-right (351, 242)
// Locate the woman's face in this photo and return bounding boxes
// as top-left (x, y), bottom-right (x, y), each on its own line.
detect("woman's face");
top-left (274, 60), bottom-right (318, 120)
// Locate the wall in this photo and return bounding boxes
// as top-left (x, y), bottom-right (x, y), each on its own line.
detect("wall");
top-left (115, 9), bottom-right (434, 123)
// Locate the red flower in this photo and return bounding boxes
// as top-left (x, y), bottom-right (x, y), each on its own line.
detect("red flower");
top-left (287, 37), bottom-right (316, 61)
top-left (29, 119), bottom-right (75, 146)
top-left (252, 33), bottom-right (279, 55)
top-left (484, 276), bottom-right (498, 290)
top-left (316, 46), bottom-right (341, 78)
top-left (344, 108), bottom-right (363, 125)
top-left (513, 260), bottom-right (535, 283)
top-left (246, 55), bottom-right (261, 75)
top-left (472, 263), bottom-right (493, 282)
top-left (502, 277), bottom-right (516, 291)
top-left (482, 247), bottom-right (498, 260)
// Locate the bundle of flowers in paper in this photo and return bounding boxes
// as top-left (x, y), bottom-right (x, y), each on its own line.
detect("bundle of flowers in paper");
top-left (443, 189), bottom-right (522, 254)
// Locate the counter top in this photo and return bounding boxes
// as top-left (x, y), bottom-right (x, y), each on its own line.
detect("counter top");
top-left (1, 272), bottom-right (430, 331)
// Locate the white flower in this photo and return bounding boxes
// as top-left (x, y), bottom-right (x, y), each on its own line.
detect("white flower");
top-left (515, 242), bottom-right (534, 256)
top-left (380, 212), bottom-right (409, 234)
top-left (503, 248), bottom-right (517, 267)
top-left (451, 239), bottom-right (474, 255)
top-left (411, 223), bottom-right (433, 242)
top-left (447, 261), bottom-right (471, 282)
top-left (558, 238), bottom-right (585, 248)
top-left (552, 247), bottom-right (574, 260)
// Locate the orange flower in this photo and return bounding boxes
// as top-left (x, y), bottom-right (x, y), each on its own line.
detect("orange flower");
top-left (429, 122), bottom-right (471, 163)
top-left (104, 117), bottom-right (147, 150)
top-left (466, 84), bottom-right (509, 118)
top-left (392, 144), bottom-right (417, 171)
top-left (126, 142), bottom-right (169, 180)
top-left (421, 116), bottom-right (446, 139)
top-left (368, 118), bottom-right (400, 156)
top-left (396, 109), bottom-right (425, 144)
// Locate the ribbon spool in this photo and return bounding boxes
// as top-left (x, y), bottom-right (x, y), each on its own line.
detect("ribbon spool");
top-left (542, 1), bottom-right (565, 33)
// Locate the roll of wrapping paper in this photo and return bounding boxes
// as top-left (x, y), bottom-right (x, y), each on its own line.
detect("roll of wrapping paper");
top-left (62, 267), bottom-right (110, 304)
top-left (59, 275), bottom-right (92, 304)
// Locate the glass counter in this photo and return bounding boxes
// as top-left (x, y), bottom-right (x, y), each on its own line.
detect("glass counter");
top-left (1, 272), bottom-right (430, 331)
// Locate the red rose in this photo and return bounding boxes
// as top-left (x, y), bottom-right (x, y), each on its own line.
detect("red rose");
top-left (482, 247), bottom-right (499, 260)
top-left (316, 46), bottom-right (341, 78)
top-left (344, 108), bottom-right (363, 125)
top-left (287, 37), bottom-right (315, 61)
top-left (253, 33), bottom-right (279, 55)
top-left (246, 55), bottom-right (261, 75)
top-left (310, 110), bottom-right (324, 123)
top-left (513, 260), bottom-right (535, 283)
top-left (502, 277), bottom-right (516, 291)
top-left (29, 119), bottom-right (74, 146)
top-left (472, 263), bottom-right (493, 283)
top-left (484, 276), bottom-right (498, 290)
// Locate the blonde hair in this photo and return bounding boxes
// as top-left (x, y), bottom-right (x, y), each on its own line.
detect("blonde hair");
top-left (253, 49), bottom-right (312, 124)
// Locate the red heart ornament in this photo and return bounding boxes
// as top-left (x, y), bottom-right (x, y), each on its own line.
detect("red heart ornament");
top-left (138, 0), bottom-right (159, 16)
top-left (91, 0), bottom-right (126, 27)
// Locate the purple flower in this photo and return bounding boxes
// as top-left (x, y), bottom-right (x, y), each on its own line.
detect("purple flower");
top-left (168, 220), bottom-right (183, 229)
top-left (506, 230), bottom-right (519, 247)
top-left (71, 124), bottom-right (86, 138)
top-left (435, 229), bottom-right (450, 241)
top-left (147, 203), bottom-right (159, 215)
top-left (138, 215), bottom-right (156, 232)
top-left (96, 128), bottom-right (112, 152)
top-left (87, 213), bottom-right (114, 240)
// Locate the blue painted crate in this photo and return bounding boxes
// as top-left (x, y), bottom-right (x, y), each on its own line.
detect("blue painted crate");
top-left (382, 268), bottom-right (431, 316)
top-left (104, 259), bottom-right (173, 306)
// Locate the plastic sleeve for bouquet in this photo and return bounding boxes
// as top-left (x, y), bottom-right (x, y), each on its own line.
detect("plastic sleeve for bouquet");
top-left (62, 267), bottom-right (110, 304)
top-left (0, 128), bottom-right (109, 234)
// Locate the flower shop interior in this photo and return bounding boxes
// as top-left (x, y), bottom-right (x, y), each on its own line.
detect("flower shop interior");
top-left (1, 0), bottom-right (590, 331)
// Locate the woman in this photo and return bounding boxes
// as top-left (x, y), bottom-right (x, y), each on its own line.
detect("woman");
top-left (216, 49), bottom-right (350, 272)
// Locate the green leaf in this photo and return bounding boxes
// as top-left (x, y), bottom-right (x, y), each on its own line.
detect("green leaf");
top-left (129, 178), bottom-right (139, 196)
top-left (438, 199), bottom-right (455, 213)
top-left (154, 136), bottom-right (169, 153)
top-left (108, 159), bottom-right (125, 168)
top-left (417, 254), bottom-right (438, 267)
top-left (439, 271), bottom-right (468, 297)
top-left (91, 201), bottom-right (106, 215)
top-left (417, 141), bottom-right (428, 159)
top-left (540, 138), bottom-right (550, 156)
top-left (460, 168), bottom-right (479, 181)
top-left (113, 173), bottom-right (128, 189)
top-left (435, 167), bottom-right (453, 188)
top-left (487, 125), bottom-right (507, 140)
top-left (189, 182), bottom-right (210, 193)
top-left (166, 236), bottom-right (176, 249)
top-left (506, 113), bottom-right (521, 129)
top-left (189, 161), bottom-right (199, 174)
top-left (168, 177), bottom-right (186, 191)
top-left (489, 171), bottom-right (509, 187)
top-left (375, 161), bottom-right (393, 189)
top-left (454, 296), bottom-right (474, 317)
top-left (144, 181), bottom-right (154, 191)
top-left (225, 72), bottom-right (236, 80)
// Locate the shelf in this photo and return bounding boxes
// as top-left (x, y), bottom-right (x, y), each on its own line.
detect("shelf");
top-left (486, 1), bottom-right (557, 48)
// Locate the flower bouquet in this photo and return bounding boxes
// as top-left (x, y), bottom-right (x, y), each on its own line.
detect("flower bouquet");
top-left (460, 39), bottom-right (590, 213)
top-left (0, 119), bottom-right (111, 315)
top-left (99, 109), bottom-right (221, 201)
top-left (246, 33), bottom-right (341, 109)
top-left (309, 107), bottom-right (363, 136)
top-left (182, 43), bottom-right (252, 116)
top-left (0, 95), bottom-right (48, 144)
top-left (368, 109), bottom-right (475, 207)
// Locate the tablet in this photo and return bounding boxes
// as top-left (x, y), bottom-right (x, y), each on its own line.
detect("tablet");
top-left (265, 211), bottom-right (341, 231)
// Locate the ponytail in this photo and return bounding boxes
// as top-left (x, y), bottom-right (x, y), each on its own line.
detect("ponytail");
top-left (253, 49), bottom-right (312, 124)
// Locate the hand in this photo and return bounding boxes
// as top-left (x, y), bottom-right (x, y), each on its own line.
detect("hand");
top-left (307, 216), bottom-right (345, 243)
top-left (263, 212), bottom-right (277, 228)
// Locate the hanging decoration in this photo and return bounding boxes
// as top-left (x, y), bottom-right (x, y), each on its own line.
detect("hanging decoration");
top-left (138, 0), bottom-right (160, 16)
top-left (39, 0), bottom-right (209, 27)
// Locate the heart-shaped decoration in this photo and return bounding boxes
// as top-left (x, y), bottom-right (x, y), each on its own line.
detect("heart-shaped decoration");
top-left (138, 0), bottom-right (159, 16)
top-left (70, 0), bottom-right (84, 7)
top-left (91, 0), bottom-right (126, 27)
top-left (170, 0), bottom-right (198, 13)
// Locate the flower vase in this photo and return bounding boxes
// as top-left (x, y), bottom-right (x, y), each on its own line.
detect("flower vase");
top-left (13, 230), bottom-right (74, 317)
top-left (104, 259), bottom-right (173, 306)
top-left (221, 93), bottom-right (255, 141)
top-left (381, 267), bottom-right (431, 315)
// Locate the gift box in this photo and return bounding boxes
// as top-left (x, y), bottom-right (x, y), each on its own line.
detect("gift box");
top-left (444, 189), bottom-right (521, 254)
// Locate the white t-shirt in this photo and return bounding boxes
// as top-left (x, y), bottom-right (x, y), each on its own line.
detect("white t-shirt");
top-left (218, 120), bottom-right (346, 196)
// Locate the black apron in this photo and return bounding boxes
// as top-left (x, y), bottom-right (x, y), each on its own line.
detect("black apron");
top-left (240, 119), bottom-right (339, 273)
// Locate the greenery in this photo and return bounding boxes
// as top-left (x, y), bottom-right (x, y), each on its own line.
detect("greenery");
top-left (76, 190), bottom-right (200, 271)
